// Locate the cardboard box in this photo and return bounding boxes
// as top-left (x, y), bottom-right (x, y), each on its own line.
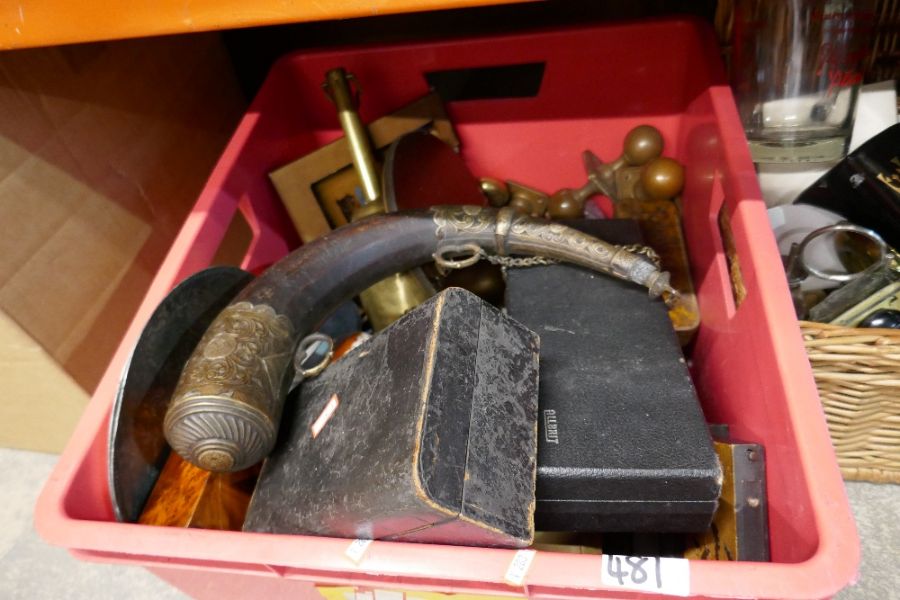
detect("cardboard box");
top-left (0, 33), bottom-right (245, 452)
top-left (0, 309), bottom-right (88, 453)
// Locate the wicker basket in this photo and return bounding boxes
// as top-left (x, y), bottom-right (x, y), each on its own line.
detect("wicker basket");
top-left (800, 321), bottom-right (900, 483)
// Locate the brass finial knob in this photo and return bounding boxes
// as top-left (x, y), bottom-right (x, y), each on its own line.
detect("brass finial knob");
top-left (547, 188), bottom-right (586, 219)
top-left (622, 125), bottom-right (664, 166)
top-left (480, 177), bottom-right (511, 207)
top-left (638, 157), bottom-right (685, 200)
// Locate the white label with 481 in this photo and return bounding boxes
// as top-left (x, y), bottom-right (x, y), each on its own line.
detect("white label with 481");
top-left (600, 554), bottom-right (690, 596)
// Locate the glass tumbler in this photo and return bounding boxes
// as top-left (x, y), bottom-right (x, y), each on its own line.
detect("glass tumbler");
top-left (731, 0), bottom-right (875, 163)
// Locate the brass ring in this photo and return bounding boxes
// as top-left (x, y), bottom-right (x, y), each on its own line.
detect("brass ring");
top-left (295, 333), bottom-right (334, 379)
top-left (433, 243), bottom-right (483, 270)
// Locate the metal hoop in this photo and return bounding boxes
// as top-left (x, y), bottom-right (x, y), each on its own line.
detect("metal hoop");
top-left (294, 333), bottom-right (334, 379)
top-left (433, 243), bottom-right (483, 271)
top-left (797, 222), bottom-right (889, 283)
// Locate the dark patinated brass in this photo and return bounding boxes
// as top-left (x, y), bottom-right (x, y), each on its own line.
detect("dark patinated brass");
top-left (163, 206), bottom-right (678, 472)
top-left (607, 129), bottom-right (698, 345)
top-left (323, 68), bottom-right (433, 332)
top-left (615, 157), bottom-right (685, 204)
top-left (269, 92), bottom-right (459, 242)
top-left (509, 126), bottom-right (671, 220)
top-left (323, 68), bottom-right (381, 205)
top-left (594, 125), bottom-right (665, 197)
top-left (545, 150), bottom-right (618, 219)
top-left (507, 180), bottom-right (550, 217)
top-left (480, 177), bottom-right (510, 207)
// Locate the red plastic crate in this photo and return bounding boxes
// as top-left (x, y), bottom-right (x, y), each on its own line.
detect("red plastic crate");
top-left (35, 18), bottom-right (858, 600)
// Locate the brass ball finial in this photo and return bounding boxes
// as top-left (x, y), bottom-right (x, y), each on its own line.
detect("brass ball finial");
top-left (480, 177), bottom-right (511, 207)
top-left (640, 157), bottom-right (685, 200)
top-left (622, 125), bottom-right (664, 166)
top-left (547, 189), bottom-right (585, 219)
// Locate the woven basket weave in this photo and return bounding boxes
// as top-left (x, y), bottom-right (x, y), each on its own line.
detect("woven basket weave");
top-left (800, 321), bottom-right (900, 483)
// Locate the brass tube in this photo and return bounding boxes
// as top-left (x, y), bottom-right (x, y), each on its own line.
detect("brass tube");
top-left (323, 67), bottom-right (432, 332)
top-left (324, 68), bottom-right (381, 205)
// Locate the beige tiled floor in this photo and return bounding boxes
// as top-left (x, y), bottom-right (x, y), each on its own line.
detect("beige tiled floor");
top-left (1, 447), bottom-right (896, 599)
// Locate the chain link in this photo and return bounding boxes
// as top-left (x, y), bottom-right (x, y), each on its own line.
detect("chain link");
top-left (484, 245), bottom-right (661, 269)
top-left (436, 243), bottom-right (661, 272)
top-left (482, 251), bottom-right (559, 268)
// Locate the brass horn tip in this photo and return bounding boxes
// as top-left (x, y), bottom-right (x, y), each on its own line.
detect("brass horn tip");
top-left (195, 444), bottom-right (237, 472)
top-left (646, 270), bottom-right (679, 302)
top-left (164, 395), bottom-right (277, 473)
top-left (662, 287), bottom-right (682, 308)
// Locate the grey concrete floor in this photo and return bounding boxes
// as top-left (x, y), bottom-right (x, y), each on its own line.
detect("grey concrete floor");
top-left (1, 448), bottom-right (896, 599)
top-left (836, 482), bottom-right (900, 600)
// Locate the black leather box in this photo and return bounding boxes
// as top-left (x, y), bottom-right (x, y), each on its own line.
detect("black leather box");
top-left (505, 220), bottom-right (721, 533)
top-left (243, 287), bottom-right (540, 547)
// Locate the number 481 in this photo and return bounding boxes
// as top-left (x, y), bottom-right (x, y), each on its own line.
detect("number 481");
top-left (606, 555), bottom-right (663, 589)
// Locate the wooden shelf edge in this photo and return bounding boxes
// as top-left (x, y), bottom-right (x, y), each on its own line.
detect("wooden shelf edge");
top-left (0, 0), bottom-right (527, 50)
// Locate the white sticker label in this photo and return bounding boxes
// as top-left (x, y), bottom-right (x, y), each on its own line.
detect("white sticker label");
top-left (344, 538), bottom-right (373, 564)
top-left (504, 549), bottom-right (537, 586)
top-left (311, 394), bottom-right (340, 438)
top-left (601, 555), bottom-right (690, 596)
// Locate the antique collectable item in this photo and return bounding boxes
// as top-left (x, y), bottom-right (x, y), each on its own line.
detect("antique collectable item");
top-left (606, 126), bottom-right (698, 344)
top-left (383, 131), bottom-right (505, 305)
top-left (323, 67), bottom-right (382, 206)
top-left (162, 205), bottom-right (677, 473)
top-left (269, 91), bottom-right (459, 241)
top-left (243, 287), bottom-right (540, 547)
top-left (323, 68), bottom-right (433, 331)
top-left (109, 266), bottom-right (253, 523)
top-left (506, 220), bottom-right (720, 533)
